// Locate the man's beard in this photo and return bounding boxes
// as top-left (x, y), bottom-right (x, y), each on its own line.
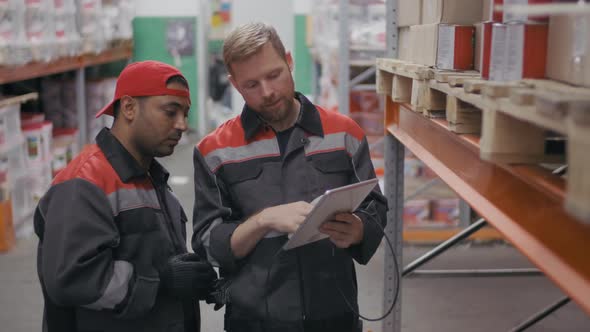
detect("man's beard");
top-left (258, 97), bottom-right (294, 124)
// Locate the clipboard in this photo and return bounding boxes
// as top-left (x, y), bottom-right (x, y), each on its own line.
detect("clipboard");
top-left (283, 178), bottom-right (379, 250)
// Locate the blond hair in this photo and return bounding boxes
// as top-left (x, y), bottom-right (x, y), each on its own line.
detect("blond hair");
top-left (223, 22), bottom-right (287, 74)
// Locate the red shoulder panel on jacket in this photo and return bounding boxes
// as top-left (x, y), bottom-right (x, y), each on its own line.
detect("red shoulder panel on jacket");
top-left (197, 115), bottom-right (275, 156)
top-left (315, 105), bottom-right (365, 141)
top-left (52, 145), bottom-right (152, 195)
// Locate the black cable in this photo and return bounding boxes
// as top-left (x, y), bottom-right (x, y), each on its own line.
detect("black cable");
top-left (332, 207), bottom-right (401, 322)
top-left (262, 206), bottom-right (400, 325)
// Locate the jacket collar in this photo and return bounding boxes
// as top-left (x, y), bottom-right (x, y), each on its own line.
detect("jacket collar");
top-left (96, 128), bottom-right (170, 185)
top-left (241, 92), bottom-right (324, 141)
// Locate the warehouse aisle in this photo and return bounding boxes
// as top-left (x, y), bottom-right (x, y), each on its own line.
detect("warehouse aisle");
top-left (0, 138), bottom-right (588, 332)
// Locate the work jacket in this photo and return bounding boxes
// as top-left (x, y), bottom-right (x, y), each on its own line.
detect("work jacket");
top-left (192, 93), bottom-right (387, 330)
top-left (35, 128), bottom-right (198, 332)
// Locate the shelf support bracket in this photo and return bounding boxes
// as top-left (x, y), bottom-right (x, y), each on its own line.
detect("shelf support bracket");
top-left (402, 218), bottom-right (488, 277)
top-left (510, 296), bottom-right (571, 332)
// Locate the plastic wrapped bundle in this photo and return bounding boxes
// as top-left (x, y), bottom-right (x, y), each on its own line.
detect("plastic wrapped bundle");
top-left (25, 0), bottom-right (56, 62)
top-left (0, 0), bottom-right (32, 65)
top-left (54, 0), bottom-right (81, 57)
top-left (116, 0), bottom-right (134, 40)
top-left (101, 0), bottom-right (134, 45)
top-left (77, 0), bottom-right (106, 54)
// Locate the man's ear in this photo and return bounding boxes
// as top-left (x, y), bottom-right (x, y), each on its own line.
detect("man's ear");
top-left (286, 51), bottom-right (294, 72)
top-left (228, 74), bottom-right (240, 92)
top-left (119, 95), bottom-right (138, 121)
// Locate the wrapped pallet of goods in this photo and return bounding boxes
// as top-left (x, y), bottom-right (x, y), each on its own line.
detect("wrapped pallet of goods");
top-left (53, 0), bottom-right (80, 57)
top-left (0, 0), bottom-right (32, 65)
top-left (78, 0), bottom-right (106, 53)
top-left (25, 0), bottom-right (56, 63)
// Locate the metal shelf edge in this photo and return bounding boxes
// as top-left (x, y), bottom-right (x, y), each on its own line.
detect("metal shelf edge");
top-left (387, 105), bottom-right (590, 314)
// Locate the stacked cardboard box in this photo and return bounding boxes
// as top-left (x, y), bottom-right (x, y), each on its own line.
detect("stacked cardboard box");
top-left (397, 0), bottom-right (482, 70)
top-left (546, 14), bottom-right (590, 88)
top-left (398, 0), bottom-right (589, 86)
top-left (477, 0), bottom-right (552, 81)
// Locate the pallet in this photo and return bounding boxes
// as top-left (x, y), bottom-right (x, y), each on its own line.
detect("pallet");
top-left (108, 38), bottom-right (133, 49)
top-left (377, 57), bottom-right (590, 223)
top-left (0, 93), bottom-right (39, 107)
top-left (434, 70), bottom-right (480, 86)
top-left (446, 95), bottom-right (482, 134)
top-left (376, 58), bottom-right (432, 80)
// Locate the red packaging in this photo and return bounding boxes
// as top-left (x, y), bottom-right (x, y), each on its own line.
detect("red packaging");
top-left (480, 22), bottom-right (494, 79)
top-left (404, 200), bottom-right (431, 225)
top-left (431, 199), bottom-right (460, 225)
top-left (489, 22), bottom-right (548, 81)
top-left (436, 24), bottom-right (475, 70)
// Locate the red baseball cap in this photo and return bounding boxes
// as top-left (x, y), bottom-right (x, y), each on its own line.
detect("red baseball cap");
top-left (96, 60), bottom-right (191, 118)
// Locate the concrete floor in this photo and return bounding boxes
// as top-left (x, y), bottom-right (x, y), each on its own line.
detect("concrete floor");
top-left (1, 139), bottom-right (589, 332)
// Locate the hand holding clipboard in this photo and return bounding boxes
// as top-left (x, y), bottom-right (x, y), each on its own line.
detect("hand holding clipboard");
top-left (283, 178), bottom-right (379, 250)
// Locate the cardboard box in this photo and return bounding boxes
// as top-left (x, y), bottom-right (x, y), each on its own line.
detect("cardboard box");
top-left (398, 27), bottom-right (413, 61)
top-left (489, 24), bottom-right (507, 80)
top-left (475, 23), bottom-right (482, 72)
top-left (422, 0), bottom-right (483, 25)
top-left (478, 22), bottom-right (494, 78)
top-left (489, 22), bottom-right (548, 81)
top-left (410, 24), bottom-right (474, 69)
top-left (546, 15), bottom-right (590, 88)
top-left (484, 0), bottom-right (552, 23)
top-left (482, 0), bottom-right (500, 22)
top-left (411, 24), bottom-right (438, 66)
top-left (398, 0), bottom-right (422, 27)
top-left (436, 24), bottom-right (475, 70)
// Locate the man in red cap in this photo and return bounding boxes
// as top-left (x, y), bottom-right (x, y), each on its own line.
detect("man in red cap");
top-left (34, 60), bottom-right (217, 332)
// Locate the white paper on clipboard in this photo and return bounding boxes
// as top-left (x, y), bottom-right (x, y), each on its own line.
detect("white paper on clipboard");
top-left (283, 178), bottom-right (379, 250)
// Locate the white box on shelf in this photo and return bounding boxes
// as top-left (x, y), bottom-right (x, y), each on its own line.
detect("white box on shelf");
top-left (546, 15), bottom-right (590, 88)
top-left (398, 0), bottom-right (423, 27)
top-left (422, 0), bottom-right (484, 25)
top-left (0, 102), bottom-right (24, 151)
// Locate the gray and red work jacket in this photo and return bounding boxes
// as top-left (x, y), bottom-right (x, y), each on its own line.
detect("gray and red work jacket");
top-left (34, 128), bottom-right (198, 332)
top-left (192, 93), bottom-right (387, 328)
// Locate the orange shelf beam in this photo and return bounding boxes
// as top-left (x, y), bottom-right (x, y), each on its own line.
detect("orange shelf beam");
top-left (388, 104), bottom-right (590, 314)
top-left (0, 43), bottom-right (132, 85)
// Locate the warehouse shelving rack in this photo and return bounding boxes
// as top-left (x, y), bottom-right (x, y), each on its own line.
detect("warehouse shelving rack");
top-left (380, 1), bottom-right (590, 331)
top-left (0, 42), bottom-right (133, 148)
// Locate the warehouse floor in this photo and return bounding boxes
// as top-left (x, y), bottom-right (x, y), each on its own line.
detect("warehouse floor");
top-left (1, 138), bottom-right (588, 332)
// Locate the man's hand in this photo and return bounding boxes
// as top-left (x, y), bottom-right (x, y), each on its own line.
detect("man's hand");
top-left (231, 201), bottom-right (313, 259)
top-left (319, 213), bottom-right (364, 248)
top-left (160, 253), bottom-right (218, 300)
top-left (256, 201), bottom-right (313, 234)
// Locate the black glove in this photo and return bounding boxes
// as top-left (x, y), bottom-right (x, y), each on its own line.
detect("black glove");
top-left (160, 253), bottom-right (217, 300)
top-left (205, 278), bottom-right (231, 311)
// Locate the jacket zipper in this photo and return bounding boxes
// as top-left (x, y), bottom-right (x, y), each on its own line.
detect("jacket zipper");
top-left (150, 179), bottom-right (182, 254)
top-left (282, 133), bottom-right (308, 323)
